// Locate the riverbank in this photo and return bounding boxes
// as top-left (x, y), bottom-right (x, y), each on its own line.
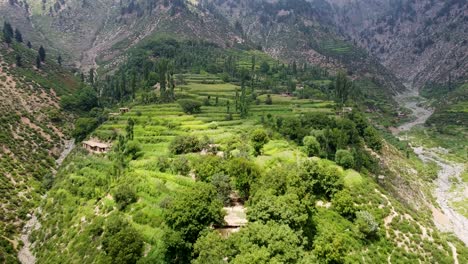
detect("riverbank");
top-left (394, 88), bottom-right (468, 246)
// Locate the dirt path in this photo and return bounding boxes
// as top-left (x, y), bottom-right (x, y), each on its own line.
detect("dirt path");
top-left (394, 87), bottom-right (468, 248)
top-left (18, 140), bottom-right (76, 264)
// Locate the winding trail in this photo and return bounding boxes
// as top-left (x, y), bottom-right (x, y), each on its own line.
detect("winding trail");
top-left (394, 88), bottom-right (468, 247)
top-left (18, 140), bottom-right (76, 264)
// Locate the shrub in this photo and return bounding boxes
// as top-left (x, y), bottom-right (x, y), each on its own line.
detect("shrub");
top-left (355, 211), bottom-right (379, 239)
top-left (265, 94), bottom-right (273, 105)
top-left (169, 135), bottom-right (202, 155)
top-left (124, 141), bottom-right (143, 160)
top-left (178, 99), bottom-right (202, 114)
top-left (335, 149), bottom-right (354, 169)
top-left (171, 156), bottom-right (191, 176)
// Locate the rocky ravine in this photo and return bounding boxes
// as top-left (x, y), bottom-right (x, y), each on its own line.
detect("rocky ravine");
top-left (395, 88), bottom-right (468, 246)
top-left (18, 140), bottom-right (76, 264)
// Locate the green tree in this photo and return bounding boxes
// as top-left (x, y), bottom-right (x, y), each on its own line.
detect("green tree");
top-left (2, 21), bottom-right (13, 45)
top-left (250, 129), bottom-right (269, 156)
top-left (192, 155), bottom-right (227, 182)
top-left (211, 173), bottom-right (232, 206)
top-left (312, 228), bottom-right (354, 264)
top-left (363, 126), bottom-right (382, 151)
top-left (331, 190), bottom-right (355, 219)
top-left (15, 54), bottom-right (22, 67)
top-left (303, 136), bottom-right (320, 157)
top-left (169, 135), bottom-right (202, 155)
top-left (229, 222), bottom-right (305, 263)
top-left (335, 149), bottom-right (354, 169)
top-left (164, 183), bottom-right (224, 243)
top-left (299, 159), bottom-right (344, 199)
top-left (248, 192), bottom-right (311, 232)
top-left (260, 61), bottom-right (270, 74)
top-left (126, 118), bottom-right (135, 140)
top-left (102, 215), bottom-right (144, 264)
top-left (35, 55), bottom-right (41, 69)
top-left (158, 59), bottom-right (169, 100)
top-left (88, 68), bottom-right (95, 85)
top-left (265, 94), bottom-right (272, 105)
top-left (193, 232), bottom-right (233, 264)
top-left (72, 118), bottom-right (98, 141)
top-left (38, 45), bottom-right (46, 62)
top-left (14, 28), bottom-right (22, 42)
top-left (228, 158), bottom-right (261, 199)
top-left (334, 71), bottom-right (352, 106)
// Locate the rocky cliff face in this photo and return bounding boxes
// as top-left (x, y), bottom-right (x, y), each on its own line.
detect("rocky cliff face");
top-left (327, 0), bottom-right (468, 89)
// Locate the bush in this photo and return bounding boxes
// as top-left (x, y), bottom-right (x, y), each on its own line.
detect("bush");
top-left (355, 211), bottom-right (379, 239)
top-left (335, 149), bottom-right (354, 169)
top-left (114, 185), bottom-right (137, 210)
top-left (169, 135), bottom-right (202, 155)
top-left (124, 141), bottom-right (143, 160)
top-left (178, 99), bottom-right (202, 114)
top-left (171, 156), bottom-right (191, 176)
top-left (303, 136), bottom-right (321, 157)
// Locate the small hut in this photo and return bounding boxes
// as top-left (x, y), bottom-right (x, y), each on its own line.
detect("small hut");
top-left (82, 140), bottom-right (111, 154)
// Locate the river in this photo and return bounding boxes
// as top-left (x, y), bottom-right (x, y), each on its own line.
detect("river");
top-left (395, 88), bottom-right (468, 246)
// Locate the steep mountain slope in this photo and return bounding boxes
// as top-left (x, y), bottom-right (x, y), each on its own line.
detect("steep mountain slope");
top-left (327, 0), bottom-right (468, 89)
top-left (202, 0), bottom-right (405, 93)
top-left (0, 37), bottom-right (79, 263)
top-left (1, 0), bottom-right (404, 95)
top-left (0, 0), bottom-right (245, 72)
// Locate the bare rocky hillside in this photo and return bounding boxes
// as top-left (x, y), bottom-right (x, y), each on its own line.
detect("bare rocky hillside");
top-left (327, 0), bottom-right (468, 89)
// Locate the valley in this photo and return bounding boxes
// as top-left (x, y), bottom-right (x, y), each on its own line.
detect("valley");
top-left (0, 0), bottom-right (466, 263)
top-left (394, 87), bottom-right (468, 245)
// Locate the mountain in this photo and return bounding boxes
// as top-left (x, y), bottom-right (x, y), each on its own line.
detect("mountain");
top-left (0, 34), bottom-right (79, 262)
top-left (1, 0), bottom-right (404, 93)
top-left (327, 0), bottom-right (468, 90)
top-left (0, 1), bottom-right (467, 263)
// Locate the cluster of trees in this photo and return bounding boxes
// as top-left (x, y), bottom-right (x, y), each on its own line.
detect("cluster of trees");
top-left (264, 111), bottom-right (382, 173)
top-left (91, 38), bottom-right (336, 111)
top-left (160, 157), bottom-right (382, 263)
top-left (2, 21), bottom-right (64, 69)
